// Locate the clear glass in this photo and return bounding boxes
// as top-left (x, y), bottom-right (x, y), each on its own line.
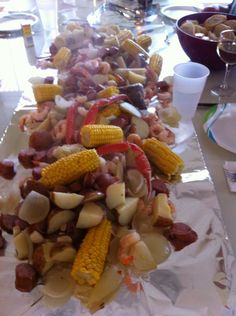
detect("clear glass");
top-left (211, 29), bottom-right (236, 97)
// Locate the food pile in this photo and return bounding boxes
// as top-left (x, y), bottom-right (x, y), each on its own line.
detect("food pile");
top-left (0, 22), bottom-right (197, 313)
top-left (180, 14), bottom-right (236, 41)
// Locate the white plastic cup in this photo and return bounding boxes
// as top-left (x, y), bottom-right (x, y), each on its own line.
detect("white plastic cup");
top-left (173, 62), bottom-right (210, 121)
top-left (36, 0), bottom-right (58, 32)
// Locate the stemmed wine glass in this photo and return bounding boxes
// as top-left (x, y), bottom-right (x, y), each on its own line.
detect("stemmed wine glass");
top-left (211, 29), bottom-right (236, 97)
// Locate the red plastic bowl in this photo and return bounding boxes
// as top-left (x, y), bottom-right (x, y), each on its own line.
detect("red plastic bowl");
top-left (176, 12), bottom-right (236, 70)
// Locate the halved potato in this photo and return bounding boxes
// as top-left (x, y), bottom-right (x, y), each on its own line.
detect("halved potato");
top-left (76, 202), bottom-right (104, 229)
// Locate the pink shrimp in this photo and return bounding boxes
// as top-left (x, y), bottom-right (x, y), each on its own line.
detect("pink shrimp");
top-left (77, 106), bottom-right (88, 118)
top-left (51, 119), bottom-right (67, 141)
top-left (149, 123), bottom-right (165, 138)
top-left (99, 61), bottom-right (111, 74)
top-left (123, 274), bottom-right (143, 293)
top-left (157, 91), bottom-right (172, 108)
top-left (168, 199), bottom-right (176, 213)
top-left (31, 106), bottom-right (50, 122)
top-left (118, 231), bottom-right (141, 266)
top-left (127, 133), bottom-right (143, 148)
top-left (157, 128), bottom-right (175, 145)
top-left (18, 114), bottom-right (34, 131)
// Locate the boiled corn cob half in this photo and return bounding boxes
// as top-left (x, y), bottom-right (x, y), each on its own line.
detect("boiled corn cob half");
top-left (148, 53), bottom-right (163, 77)
top-left (71, 219), bottom-right (112, 286)
top-left (52, 47), bottom-right (72, 70)
top-left (121, 39), bottom-right (149, 58)
top-left (143, 138), bottom-right (184, 176)
top-left (32, 84), bottom-right (63, 103)
top-left (80, 124), bottom-right (123, 148)
top-left (136, 34), bottom-right (152, 51)
top-left (97, 86), bottom-right (119, 98)
top-left (40, 149), bottom-right (100, 188)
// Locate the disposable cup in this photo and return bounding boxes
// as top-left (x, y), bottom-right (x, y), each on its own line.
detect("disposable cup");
top-left (173, 62), bottom-right (210, 121)
top-left (35, 0), bottom-right (58, 32)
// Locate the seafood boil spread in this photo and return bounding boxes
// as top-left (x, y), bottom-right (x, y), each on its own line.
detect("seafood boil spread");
top-left (0, 22), bottom-right (199, 313)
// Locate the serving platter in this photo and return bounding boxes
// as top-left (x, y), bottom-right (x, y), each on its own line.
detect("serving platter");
top-left (0, 19), bottom-right (235, 316)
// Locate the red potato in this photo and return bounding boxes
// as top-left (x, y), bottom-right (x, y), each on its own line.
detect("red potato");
top-left (95, 173), bottom-right (118, 193)
top-left (14, 230), bottom-right (33, 260)
top-left (105, 182), bottom-right (125, 210)
top-left (18, 191), bottom-right (50, 225)
top-left (131, 116), bottom-right (150, 139)
top-left (152, 193), bottom-right (173, 227)
top-left (47, 209), bottom-right (75, 234)
top-left (32, 242), bottom-right (55, 275)
top-left (50, 192), bottom-right (84, 209)
top-left (76, 202), bottom-right (104, 229)
top-left (50, 242), bottom-right (76, 262)
top-left (115, 197), bottom-right (139, 226)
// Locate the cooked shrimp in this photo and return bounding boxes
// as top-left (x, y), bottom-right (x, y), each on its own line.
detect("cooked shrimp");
top-left (127, 133), bottom-right (143, 148)
top-left (137, 198), bottom-right (153, 215)
top-left (51, 119), bottom-right (67, 141)
top-left (99, 61), bottom-right (111, 74)
top-left (168, 199), bottom-right (176, 213)
top-left (123, 274), bottom-right (143, 293)
top-left (157, 91), bottom-right (172, 108)
top-left (48, 110), bottom-right (65, 127)
top-left (18, 114), bottom-right (34, 131)
top-left (31, 106), bottom-right (50, 122)
top-left (76, 95), bottom-right (87, 104)
top-left (149, 123), bottom-right (165, 138)
top-left (157, 128), bottom-right (175, 145)
top-left (118, 231), bottom-right (140, 265)
top-left (77, 106), bottom-right (88, 117)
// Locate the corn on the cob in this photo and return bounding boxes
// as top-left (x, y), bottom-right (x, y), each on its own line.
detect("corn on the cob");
top-left (143, 138), bottom-right (184, 176)
top-left (97, 86), bottom-right (119, 98)
top-left (71, 219), bottom-right (112, 286)
top-left (128, 71), bottom-right (146, 84)
top-left (121, 39), bottom-right (149, 58)
top-left (32, 84), bottom-right (63, 103)
top-left (80, 124), bottom-right (123, 148)
top-left (52, 47), bottom-right (71, 70)
top-left (40, 149), bottom-right (100, 188)
top-left (149, 53), bottom-right (163, 77)
top-left (99, 104), bottom-right (121, 118)
top-left (136, 34), bottom-right (152, 51)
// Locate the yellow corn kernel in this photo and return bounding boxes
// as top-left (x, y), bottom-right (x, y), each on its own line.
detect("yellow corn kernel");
top-left (52, 47), bottom-right (71, 70)
top-left (121, 39), bottom-right (149, 58)
top-left (143, 138), bottom-right (184, 176)
top-left (136, 34), bottom-right (152, 51)
top-left (149, 53), bottom-right (163, 77)
top-left (81, 124), bottom-right (123, 148)
top-left (40, 149), bottom-right (100, 188)
top-left (97, 86), bottom-right (119, 98)
top-left (71, 219), bottom-right (112, 286)
top-left (32, 84), bottom-right (63, 103)
top-left (99, 104), bottom-right (121, 118)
